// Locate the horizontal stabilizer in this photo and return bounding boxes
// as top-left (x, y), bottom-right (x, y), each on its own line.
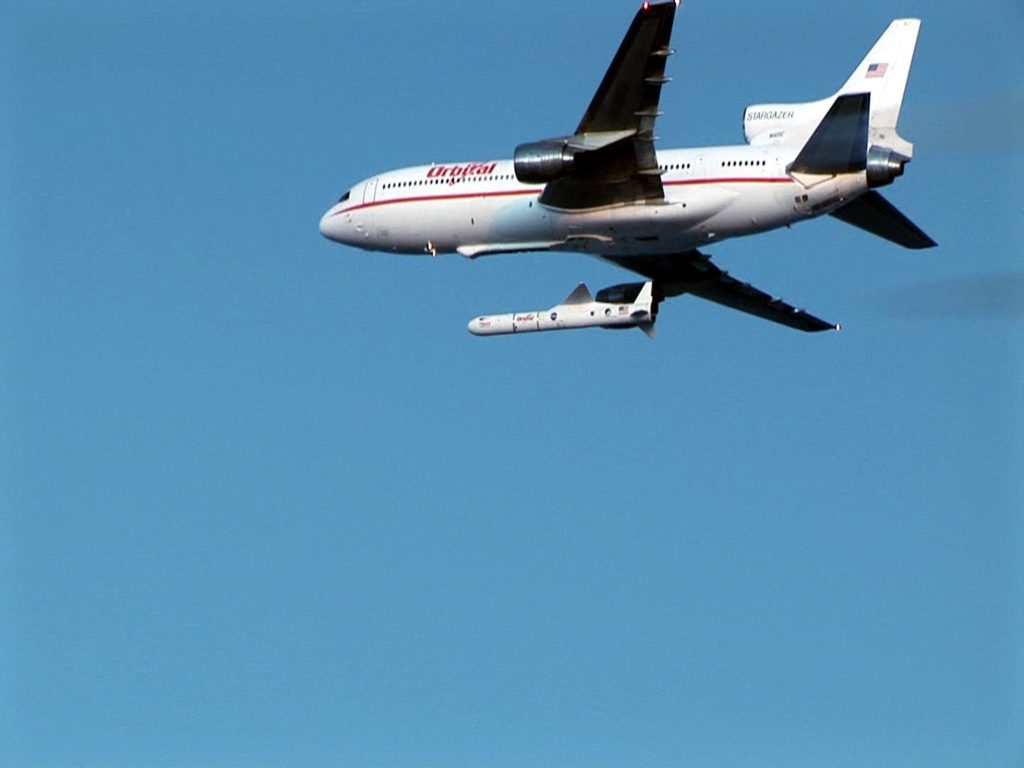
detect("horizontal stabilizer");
top-left (789, 93), bottom-right (870, 175)
top-left (831, 191), bottom-right (937, 249)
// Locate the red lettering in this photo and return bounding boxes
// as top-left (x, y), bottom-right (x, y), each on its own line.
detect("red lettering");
top-left (426, 162), bottom-right (498, 179)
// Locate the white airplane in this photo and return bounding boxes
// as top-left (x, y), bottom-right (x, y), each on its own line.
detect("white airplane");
top-left (319, 1), bottom-right (935, 336)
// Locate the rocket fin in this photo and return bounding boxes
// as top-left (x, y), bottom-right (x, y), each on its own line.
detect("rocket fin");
top-left (562, 283), bottom-right (594, 305)
top-left (634, 281), bottom-right (654, 305)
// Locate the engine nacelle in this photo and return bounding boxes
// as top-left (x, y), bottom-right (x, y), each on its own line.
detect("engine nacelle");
top-left (514, 138), bottom-right (575, 184)
top-left (866, 145), bottom-right (908, 188)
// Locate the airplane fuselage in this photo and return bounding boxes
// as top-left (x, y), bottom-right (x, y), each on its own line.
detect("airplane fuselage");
top-left (319, 5), bottom-right (931, 335)
top-left (319, 144), bottom-right (868, 260)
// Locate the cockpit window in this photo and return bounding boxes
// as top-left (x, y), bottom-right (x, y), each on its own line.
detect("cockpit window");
top-left (338, 191), bottom-right (351, 203)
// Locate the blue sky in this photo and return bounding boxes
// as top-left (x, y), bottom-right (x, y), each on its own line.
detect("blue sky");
top-left (1, 1), bottom-right (1022, 767)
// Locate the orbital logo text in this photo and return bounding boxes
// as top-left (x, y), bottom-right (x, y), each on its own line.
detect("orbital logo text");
top-left (427, 162), bottom-right (498, 179)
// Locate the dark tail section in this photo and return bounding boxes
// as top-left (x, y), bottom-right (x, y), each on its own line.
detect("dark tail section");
top-left (784, 22), bottom-right (934, 250)
top-left (789, 93), bottom-right (870, 175)
top-left (789, 92), bottom-right (935, 249)
top-left (830, 191), bottom-right (936, 249)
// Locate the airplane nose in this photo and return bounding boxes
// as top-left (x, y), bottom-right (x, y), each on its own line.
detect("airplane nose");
top-left (319, 206), bottom-right (344, 242)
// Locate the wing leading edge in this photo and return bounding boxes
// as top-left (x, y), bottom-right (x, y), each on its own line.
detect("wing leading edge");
top-left (539, 1), bottom-right (677, 210)
top-left (601, 252), bottom-right (839, 333)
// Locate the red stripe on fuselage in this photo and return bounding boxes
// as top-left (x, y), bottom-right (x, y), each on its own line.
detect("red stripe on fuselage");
top-left (665, 177), bottom-right (793, 186)
top-left (332, 177), bottom-right (795, 216)
top-left (333, 188), bottom-right (542, 217)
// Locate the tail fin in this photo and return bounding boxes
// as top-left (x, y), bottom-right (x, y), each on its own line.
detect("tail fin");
top-left (743, 19), bottom-right (922, 153)
top-left (835, 18), bottom-right (921, 158)
top-left (632, 281), bottom-right (657, 338)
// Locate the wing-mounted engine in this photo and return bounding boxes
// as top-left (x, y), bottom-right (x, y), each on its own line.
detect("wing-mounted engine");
top-left (514, 139), bottom-right (576, 184)
top-left (513, 0), bottom-right (678, 205)
top-left (513, 130), bottom-right (636, 185)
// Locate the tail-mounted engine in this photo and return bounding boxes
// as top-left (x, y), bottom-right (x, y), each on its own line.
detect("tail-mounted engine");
top-left (866, 145), bottom-right (909, 188)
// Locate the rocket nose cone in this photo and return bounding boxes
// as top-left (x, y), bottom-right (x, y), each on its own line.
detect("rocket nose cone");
top-left (468, 316), bottom-right (503, 335)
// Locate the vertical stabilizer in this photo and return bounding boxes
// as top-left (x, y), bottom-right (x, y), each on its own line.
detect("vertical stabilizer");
top-left (836, 18), bottom-right (920, 158)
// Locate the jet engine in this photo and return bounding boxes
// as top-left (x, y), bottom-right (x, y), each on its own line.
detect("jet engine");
top-left (866, 145), bottom-right (908, 188)
top-left (513, 138), bottom-right (575, 184)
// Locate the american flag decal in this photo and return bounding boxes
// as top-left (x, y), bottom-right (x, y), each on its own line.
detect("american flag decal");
top-left (866, 62), bottom-right (888, 79)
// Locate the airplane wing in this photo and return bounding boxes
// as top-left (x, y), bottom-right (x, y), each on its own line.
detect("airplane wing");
top-left (539, 1), bottom-right (677, 210)
top-left (600, 251), bottom-right (839, 332)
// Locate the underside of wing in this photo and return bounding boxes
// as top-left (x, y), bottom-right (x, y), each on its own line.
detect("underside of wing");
top-left (601, 251), bottom-right (839, 333)
top-left (534, 1), bottom-right (677, 210)
top-left (830, 190), bottom-right (937, 249)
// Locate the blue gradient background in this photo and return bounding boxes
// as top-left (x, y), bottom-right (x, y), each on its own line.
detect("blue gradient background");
top-left (2, 2), bottom-right (1022, 767)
